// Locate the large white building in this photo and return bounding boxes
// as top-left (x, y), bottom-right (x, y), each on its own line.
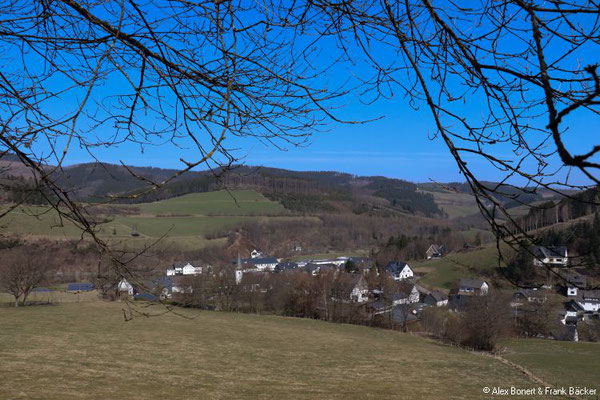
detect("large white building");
top-left (166, 262), bottom-right (203, 276)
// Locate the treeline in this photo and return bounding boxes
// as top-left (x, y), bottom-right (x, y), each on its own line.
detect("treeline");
top-left (174, 267), bottom-right (418, 331)
top-left (115, 167), bottom-right (445, 218)
top-left (421, 292), bottom-right (512, 351)
top-left (117, 175), bottom-right (217, 203)
top-left (504, 213), bottom-right (600, 286)
top-left (420, 291), bottom-right (600, 349)
top-left (372, 227), bottom-right (489, 265)
top-left (419, 181), bottom-right (548, 209)
top-left (505, 187), bottom-right (599, 234)
top-left (174, 271), bottom-right (577, 350)
top-left (0, 175), bottom-right (51, 205)
top-left (219, 214), bottom-right (482, 259)
top-left (367, 177), bottom-right (442, 217)
top-left (539, 213), bottom-right (600, 272)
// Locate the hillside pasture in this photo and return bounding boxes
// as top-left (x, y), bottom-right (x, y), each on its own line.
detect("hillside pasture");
top-left (0, 289), bottom-right (99, 306)
top-left (419, 189), bottom-right (479, 219)
top-left (501, 339), bottom-right (600, 391)
top-left (0, 301), bottom-right (547, 400)
top-left (0, 205), bottom-right (86, 238)
top-left (117, 215), bottom-right (318, 238)
top-left (413, 246), bottom-right (506, 290)
top-left (136, 190), bottom-right (287, 216)
top-left (0, 191), bottom-right (300, 249)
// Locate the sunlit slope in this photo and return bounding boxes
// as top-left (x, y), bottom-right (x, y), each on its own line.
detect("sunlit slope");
top-left (0, 301), bottom-right (543, 400)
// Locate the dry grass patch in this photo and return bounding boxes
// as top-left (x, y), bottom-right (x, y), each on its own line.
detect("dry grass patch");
top-left (0, 301), bottom-right (544, 399)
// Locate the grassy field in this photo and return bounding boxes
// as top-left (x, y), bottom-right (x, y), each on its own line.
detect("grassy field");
top-left (501, 338), bottom-right (600, 391)
top-left (0, 190), bottom-right (303, 249)
top-left (0, 301), bottom-right (551, 400)
top-left (412, 246), bottom-right (506, 290)
top-left (420, 189), bottom-right (479, 219)
top-left (0, 289), bottom-right (100, 306)
top-left (136, 190), bottom-right (287, 216)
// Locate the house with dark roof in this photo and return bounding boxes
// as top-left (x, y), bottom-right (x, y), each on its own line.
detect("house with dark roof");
top-left (233, 256), bottom-right (279, 271)
top-left (366, 301), bottom-right (389, 315)
top-left (274, 262), bottom-right (299, 273)
top-left (424, 290), bottom-right (448, 307)
top-left (576, 290), bottom-right (600, 312)
top-left (426, 244), bottom-right (445, 259)
top-left (551, 324), bottom-right (578, 342)
top-left (448, 289), bottom-right (474, 312)
top-left (532, 245), bottom-right (568, 268)
top-left (385, 261), bottom-right (414, 281)
top-left (562, 270), bottom-right (587, 297)
top-left (303, 263), bottom-right (321, 276)
top-left (563, 300), bottom-right (585, 323)
top-left (347, 257), bottom-right (373, 269)
top-left (458, 278), bottom-right (488, 295)
top-left (513, 288), bottom-right (547, 303)
top-left (149, 276), bottom-right (173, 299)
top-left (392, 304), bottom-right (420, 326)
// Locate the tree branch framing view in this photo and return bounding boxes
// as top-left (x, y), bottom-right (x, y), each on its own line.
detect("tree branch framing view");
top-left (1, 1), bottom-right (599, 399)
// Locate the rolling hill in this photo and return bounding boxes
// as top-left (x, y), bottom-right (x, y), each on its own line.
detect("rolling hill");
top-left (3, 301), bottom-right (596, 399)
top-left (0, 190), bottom-right (311, 250)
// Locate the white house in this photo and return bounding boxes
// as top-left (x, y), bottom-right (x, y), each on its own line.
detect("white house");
top-left (458, 278), bottom-right (488, 295)
top-left (576, 290), bottom-right (600, 312)
top-left (167, 262), bottom-right (202, 276)
top-left (392, 285), bottom-right (420, 305)
top-left (532, 246), bottom-right (568, 268)
top-left (118, 278), bottom-right (134, 296)
top-left (350, 275), bottom-right (369, 303)
top-left (424, 291), bottom-right (448, 307)
top-left (251, 249), bottom-right (263, 259)
top-left (385, 262), bottom-right (414, 281)
top-left (564, 271), bottom-right (586, 297)
top-left (183, 263), bottom-right (202, 275)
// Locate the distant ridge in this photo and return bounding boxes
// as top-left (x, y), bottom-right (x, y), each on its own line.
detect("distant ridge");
top-left (0, 152), bottom-right (564, 218)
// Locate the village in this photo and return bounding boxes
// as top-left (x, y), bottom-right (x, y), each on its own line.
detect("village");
top-left (97, 244), bottom-right (600, 344)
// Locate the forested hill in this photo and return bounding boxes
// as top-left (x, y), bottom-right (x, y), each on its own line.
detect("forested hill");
top-left (2, 153), bottom-right (566, 219)
top-left (417, 181), bottom-right (570, 210)
top-left (0, 154), bottom-right (443, 217)
top-left (118, 166), bottom-right (444, 217)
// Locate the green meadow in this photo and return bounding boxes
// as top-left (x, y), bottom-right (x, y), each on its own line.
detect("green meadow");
top-left (136, 190), bottom-right (288, 216)
top-left (501, 338), bottom-right (600, 391)
top-left (412, 246), bottom-right (505, 290)
top-left (0, 191), bottom-right (306, 249)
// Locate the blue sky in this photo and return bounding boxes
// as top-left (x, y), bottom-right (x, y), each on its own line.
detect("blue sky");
top-left (12, 3), bottom-right (600, 185)
top-left (50, 83), bottom-right (599, 184)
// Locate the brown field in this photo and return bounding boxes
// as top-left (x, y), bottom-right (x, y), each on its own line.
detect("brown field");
top-left (0, 300), bottom-right (553, 400)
